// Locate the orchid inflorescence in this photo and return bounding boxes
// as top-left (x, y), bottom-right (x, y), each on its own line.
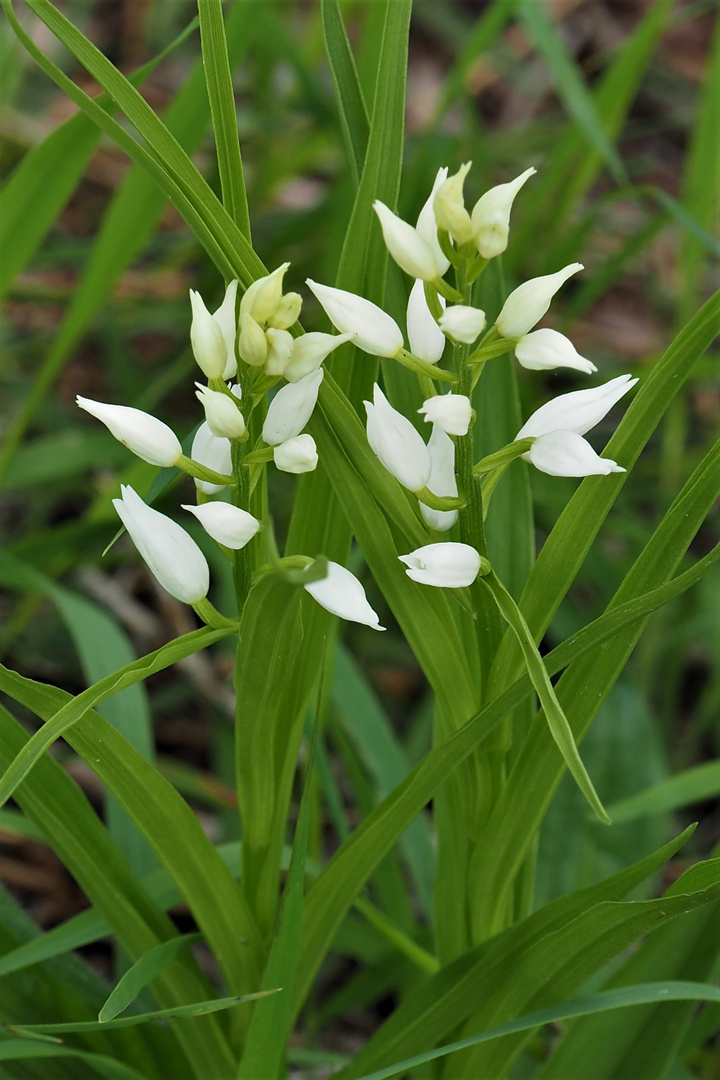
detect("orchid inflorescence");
top-left (78, 161), bottom-right (636, 631)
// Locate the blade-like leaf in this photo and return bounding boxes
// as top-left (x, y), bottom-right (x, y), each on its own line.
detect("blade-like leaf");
top-left (99, 935), bottom-right (203, 1022)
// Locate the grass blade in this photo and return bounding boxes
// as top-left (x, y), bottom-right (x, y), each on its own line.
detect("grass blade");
top-left (197, 0), bottom-right (250, 236)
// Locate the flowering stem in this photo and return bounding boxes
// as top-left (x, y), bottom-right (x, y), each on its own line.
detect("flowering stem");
top-left (177, 454), bottom-right (235, 486)
top-left (192, 597), bottom-right (240, 630)
top-left (231, 440), bottom-right (253, 613)
top-left (473, 438), bottom-right (534, 475)
top-left (396, 348), bottom-right (456, 383)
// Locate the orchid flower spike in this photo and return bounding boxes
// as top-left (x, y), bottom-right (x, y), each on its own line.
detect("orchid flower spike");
top-left (182, 501), bottom-right (260, 550)
top-left (516, 374), bottom-right (638, 476)
top-left (113, 485), bottom-right (209, 604)
top-left (364, 384), bottom-right (431, 493)
top-left (373, 200), bottom-right (444, 282)
top-left (189, 289), bottom-right (227, 379)
top-left (495, 263), bottom-right (583, 340)
top-left (307, 280), bottom-right (403, 358)
top-left (420, 425), bottom-right (458, 532)
top-left (304, 561), bottom-right (385, 630)
top-left (76, 397), bottom-right (182, 467)
top-left (399, 543), bottom-right (482, 588)
top-left (471, 167), bottom-right (536, 260)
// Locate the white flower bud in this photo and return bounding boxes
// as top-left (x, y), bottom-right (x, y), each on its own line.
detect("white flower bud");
top-left (496, 263), bottom-right (583, 339)
top-left (514, 328), bottom-right (597, 374)
top-left (516, 374), bottom-right (637, 440)
top-left (191, 422), bottom-right (231, 494)
top-left (76, 397), bottom-right (182, 467)
top-left (418, 393), bottom-right (473, 437)
top-left (238, 312), bottom-right (268, 368)
top-left (283, 332), bottom-right (354, 382)
top-left (267, 291), bottom-right (302, 330)
top-left (307, 279), bottom-right (403, 358)
top-left (189, 289), bottom-right (227, 379)
top-left (113, 485), bottom-right (209, 604)
top-left (262, 369), bottom-right (324, 446)
top-left (213, 280), bottom-right (239, 380)
top-left (364, 383), bottom-right (431, 493)
top-left (304, 561), bottom-right (385, 630)
top-left (240, 263), bottom-right (290, 325)
top-left (195, 384), bottom-right (246, 439)
top-left (420, 425), bottom-right (458, 532)
top-left (373, 201), bottom-right (441, 282)
top-left (406, 279), bottom-right (445, 364)
top-left (273, 434), bottom-right (318, 474)
top-left (433, 161), bottom-right (473, 245)
top-left (522, 430), bottom-right (625, 477)
top-left (182, 501), bottom-right (260, 549)
top-left (471, 167), bottom-right (536, 259)
top-left (438, 305), bottom-right (486, 344)
top-left (399, 542), bottom-right (481, 588)
top-left (416, 167), bottom-right (451, 276)
top-left (264, 328), bottom-right (294, 376)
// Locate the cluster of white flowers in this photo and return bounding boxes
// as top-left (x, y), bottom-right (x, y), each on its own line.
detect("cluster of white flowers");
top-left (299, 162), bottom-right (637, 591)
top-left (77, 268), bottom-right (384, 630)
top-left (77, 162), bottom-right (637, 630)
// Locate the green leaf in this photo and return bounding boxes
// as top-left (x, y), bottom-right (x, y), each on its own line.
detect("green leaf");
top-left (234, 575), bottom-right (319, 940)
top-left (197, 0), bottom-right (250, 236)
top-left (0, 626), bottom-right (233, 809)
top-left (291, 538), bottom-right (720, 1020)
top-left (321, 0), bottom-right (370, 187)
top-left (0, 671), bottom-right (261, 1001)
top-left (472, 422), bottom-right (720, 941)
top-left (338, 828), bottom-right (699, 1079)
top-left (333, 644), bottom-right (435, 915)
top-left (237, 673), bottom-right (321, 1079)
top-left (350, 982), bottom-right (720, 1080)
top-left (517, 0), bottom-right (627, 186)
top-left (482, 572), bottom-right (609, 824)
top-left (494, 290), bottom-right (720, 689)
top-left (0, 703), bottom-right (235, 1079)
top-left (99, 935), bottom-right (203, 1022)
top-left (9, 993), bottom-right (278, 1034)
top-left (0, 551), bottom-right (156, 875)
top-left (0, 11), bottom-right (199, 301)
top-left (607, 759), bottom-right (720, 824)
top-left (0, 1041), bottom-right (150, 1080)
top-left (0, 0), bottom-right (259, 485)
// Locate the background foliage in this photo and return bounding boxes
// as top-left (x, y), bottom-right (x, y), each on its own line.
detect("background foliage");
top-left (0, 0), bottom-right (718, 1076)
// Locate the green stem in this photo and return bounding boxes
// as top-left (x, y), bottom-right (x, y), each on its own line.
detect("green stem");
top-left (231, 441), bottom-right (253, 613)
top-left (473, 438), bottom-right (534, 475)
top-left (177, 454), bottom-right (234, 486)
top-left (192, 597), bottom-right (239, 630)
top-left (396, 348), bottom-right (456, 383)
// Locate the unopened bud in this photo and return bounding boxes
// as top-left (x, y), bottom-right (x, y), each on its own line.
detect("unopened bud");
top-left (240, 263), bottom-right (290, 325)
top-left (195, 384), bottom-right (246, 439)
top-left (238, 312), bottom-right (268, 368)
top-left (267, 291), bottom-right (303, 330)
top-left (189, 290), bottom-right (227, 379)
top-left (264, 328), bottom-right (294, 376)
top-left (471, 167), bottom-right (536, 259)
top-left (433, 162), bottom-right (473, 245)
top-left (273, 434), bottom-right (318, 474)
